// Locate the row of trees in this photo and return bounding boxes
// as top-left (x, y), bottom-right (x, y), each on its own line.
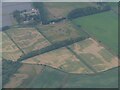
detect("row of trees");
top-left (18, 36), bottom-right (89, 61)
top-left (2, 59), bottom-right (22, 86)
top-left (13, 10), bottom-right (41, 24)
top-left (32, 3), bottom-right (66, 25)
top-left (48, 17), bottom-right (66, 24)
top-left (32, 2), bottom-right (48, 25)
top-left (13, 10), bottom-right (22, 24)
top-left (2, 26), bottom-right (10, 31)
top-left (67, 6), bottom-right (111, 19)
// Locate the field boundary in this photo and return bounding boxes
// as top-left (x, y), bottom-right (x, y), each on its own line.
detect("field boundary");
top-left (4, 31), bottom-right (25, 55)
top-left (72, 21), bottom-right (118, 57)
top-left (66, 46), bottom-right (97, 73)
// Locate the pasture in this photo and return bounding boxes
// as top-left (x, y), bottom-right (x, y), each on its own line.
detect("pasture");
top-left (6, 28), bottom-right (51, 54)
top-left (24, 66), bottom-right (67, 88)
top-left (68, 38), bottom-right (118, 72)
top-left (22, 47), bottom-right (93, 74)
top-left (73, 11), bottom-right (118, 54)
top-left (2, 32), bottom-right (23, 61)
top-left (37, 21), bottom-right (88, 43)
top-left (64, 67), bottom-right (118, 88)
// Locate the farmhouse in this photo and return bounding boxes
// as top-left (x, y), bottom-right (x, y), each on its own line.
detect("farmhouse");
top-left (13, 8), bottom-right (41, 24)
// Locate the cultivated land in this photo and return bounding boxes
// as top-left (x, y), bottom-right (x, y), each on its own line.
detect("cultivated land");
top-left (73, 10), bottom-right (118, 54)
top-left (37, 21), bottom-right (88, 43)
top-left (2, 32), bottom-right (23, 61)
top-left (2, 2), bottom-right (119, 88)
top-left (63, 67), bottom-right (118, 88)
top-left (4, 64), bottom-right (44, 88)
top-left (22, 38), bottom-right (118, 74)
top-left (4, 63), bottom-right (118, 88)
top-left (68, 38), bottom-right (118, 72)
top-left (44, 2), bottom-right (97, 20)
top-left (22, 47), bottom-right (93, 74)
top-left (6, 28), bottom-right (51, 54)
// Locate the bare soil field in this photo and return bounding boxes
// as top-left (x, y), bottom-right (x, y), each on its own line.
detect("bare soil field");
top-left (69, 38), bottom-right (118, 72)
top-left (22, 47), bottom-right (93, 74)
top-left (2, 32), bottom-right (23, 61)
top-left (6, 28), bottom-right (51, 54)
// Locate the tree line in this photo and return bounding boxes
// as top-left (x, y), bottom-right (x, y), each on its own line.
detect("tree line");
top-left (18, 36), bottom-right (89, 61)
top-left (32, 2), bottom-right (48, 25)
top-left (2, 59), bottom-right (22, 86)
top-left (67, 6), bottom-right (111, 19)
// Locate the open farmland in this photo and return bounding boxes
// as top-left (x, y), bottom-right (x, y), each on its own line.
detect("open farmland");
top-left (73, 11), bottom-right (118, 54)
top-left (64, 67), bottom-right (118, 88)
top-left (68, 38), bottom-right (118, 72)
top-left (23, 66), bottom-right (67, 88)
top-left (2, 32), bottom-right (23, 61)
top-left (6, 28), bottom-right (51, 54)
top-left (4, 62), bottom-right (118, 88)
top-left (37, 21), bottom-right (88, 43)
top-left (44, 2), bottom-right (97, 20)
top-left (4, 63), bottom-right (66, 88)
top-left (4, 63), bottom-right (44, 88)
top-left (22, 47), bottom-right (93, 74)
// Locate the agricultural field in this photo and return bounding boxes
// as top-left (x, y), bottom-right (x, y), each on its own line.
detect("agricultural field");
top-left (44, 2), bottom-right (98, 20)
top-left (2, 32), bottom-right (23, 61)
top-left (4, 63), bottom-right (44, 88)
top-left (22, 47), bottom-right (93, 74)
top-left (4, 62), bottom-right (118, 88)
top-left (2, 60), bottom-right (22, 86)
top-left (2, 2), bottom-right (119, 88)
top-left (37, 21), bottom-right (88, 43)
top-left (73, 10), bottom-right (118, 54)
top-left (68, 38), bottom-right (118, 72)
top-left (64, 67), bottom-right (118, 88)
top-left (6, 28), bottom-right (51, 54)
top-left (23, 66), bottom-right (67, 88)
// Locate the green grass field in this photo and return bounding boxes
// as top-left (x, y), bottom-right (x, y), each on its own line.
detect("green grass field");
top-left (73, 11), bottom-right (118, 54)
top-left (64, 67), bottom-right (118, 88)
top-left (37, 22), bottom-right (88, 43)
top-left (20, 66), bottom-right (67, 88)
